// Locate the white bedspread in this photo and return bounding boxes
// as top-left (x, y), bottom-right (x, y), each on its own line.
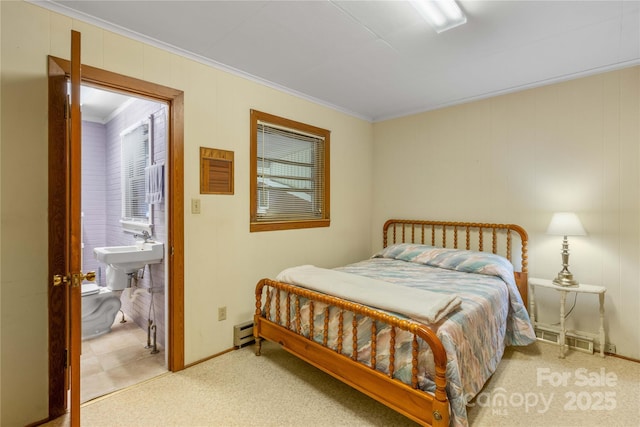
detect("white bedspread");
top-left (276, 264), bottom-right (462, 324)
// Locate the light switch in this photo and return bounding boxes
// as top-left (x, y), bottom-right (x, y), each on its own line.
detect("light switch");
top-left (191, 198), bottom-right (201, 214)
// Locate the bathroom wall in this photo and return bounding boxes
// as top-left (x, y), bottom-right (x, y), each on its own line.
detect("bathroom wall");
top-left (82, 121), bottom-right (107, 278)
top-left (82, 97), bottom-right (168, 349)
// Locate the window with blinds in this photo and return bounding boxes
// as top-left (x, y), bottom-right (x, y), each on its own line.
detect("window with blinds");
top-left (121, 120), bottom-right (150, 224)
top-left (250, 110), bottom-right (330, 232)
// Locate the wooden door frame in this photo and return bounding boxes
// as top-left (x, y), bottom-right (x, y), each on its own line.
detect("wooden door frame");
top-left (47, 55), bottom-right (185, 418)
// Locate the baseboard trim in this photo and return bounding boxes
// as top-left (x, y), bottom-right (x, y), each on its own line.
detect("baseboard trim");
top-left (183, 346), bottom-right (236, 369)
top-left (605, 352), bottom-right (640, 364)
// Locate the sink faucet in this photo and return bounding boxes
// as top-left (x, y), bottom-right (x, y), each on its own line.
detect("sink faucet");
top-left (134, 230), bottom-right (151, 242)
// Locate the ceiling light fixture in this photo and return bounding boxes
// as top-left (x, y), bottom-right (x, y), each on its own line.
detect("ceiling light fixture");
top-left (410, 0), bottom-right (467, 33)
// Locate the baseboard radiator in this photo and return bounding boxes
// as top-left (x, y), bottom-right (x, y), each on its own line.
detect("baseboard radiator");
top-left (233, 320), bottom-right (255, 348)
top-left (535, 325), bottom-right (595, 354)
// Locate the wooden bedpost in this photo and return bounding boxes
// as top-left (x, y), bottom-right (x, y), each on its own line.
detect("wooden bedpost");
top-left (254, 279), bottom-right (267, 356)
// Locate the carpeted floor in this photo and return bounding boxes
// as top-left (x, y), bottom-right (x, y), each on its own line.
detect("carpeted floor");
top-left (466, 341), bottom-right (639, 426)
top-left (44, 340), bottom-right (639, 427)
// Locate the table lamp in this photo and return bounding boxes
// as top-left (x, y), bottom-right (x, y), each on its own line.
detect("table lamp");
top-left (547, 212), bottom-right (586, 287)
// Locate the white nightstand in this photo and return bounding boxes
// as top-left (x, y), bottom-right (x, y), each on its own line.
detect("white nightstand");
top-left (529, 277), bottom-right (606, 358)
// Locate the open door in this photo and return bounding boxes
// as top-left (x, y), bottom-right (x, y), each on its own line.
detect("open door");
top-left (67, 29), bottom-right (85, 427)
top-left (48, 30), bottom-right (87, 427)
top-left (48, 29), bottom-right (185, 426)
top-left (47, 45), bottom-right (69, 422)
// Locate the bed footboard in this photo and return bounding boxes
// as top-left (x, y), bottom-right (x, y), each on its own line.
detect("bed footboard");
top-left (254, 278), bottom-right (449, 427)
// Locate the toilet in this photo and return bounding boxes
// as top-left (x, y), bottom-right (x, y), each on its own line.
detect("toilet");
top-left (81, 266), bottom-right (127, 340)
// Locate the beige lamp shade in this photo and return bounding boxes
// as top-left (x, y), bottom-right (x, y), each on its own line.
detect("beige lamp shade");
top-left (547, 212), bottom-right (586, 236)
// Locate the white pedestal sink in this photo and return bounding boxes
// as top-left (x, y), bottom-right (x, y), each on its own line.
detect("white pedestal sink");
top-left (93, 241), bottom-right (164, 273)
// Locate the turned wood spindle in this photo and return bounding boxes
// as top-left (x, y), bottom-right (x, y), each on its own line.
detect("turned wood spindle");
top-left (264, 288), bottom-right (272, 321)
top-left (352, 314), bottom-right (358, 361)
top-left (337, 309), bottom-right (344, 354)
top-left (370, 319), bottom-right (377, 369)
top-left (389, 327), bottom-right (396, 378)
top-left (492, 228), bottom-right (497, 254)
top-left (323, 306), bottom-right (330, 346)
top-left (286, 293), bottom-right (291, 329)
top-left (309, 300), bottom-right (315, 339)
top-left (411, 335), bottom-right (419, 388)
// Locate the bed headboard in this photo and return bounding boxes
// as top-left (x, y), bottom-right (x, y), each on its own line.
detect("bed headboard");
top-left (383, 219), bottom-right (529, 308)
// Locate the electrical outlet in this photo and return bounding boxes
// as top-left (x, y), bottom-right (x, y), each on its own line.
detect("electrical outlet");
top-left (191, 198), bottom-right (201, 214)
top-left (605, 343), bottom-right (616, 354)
top-left (218, 306), bottom-right (227, 321)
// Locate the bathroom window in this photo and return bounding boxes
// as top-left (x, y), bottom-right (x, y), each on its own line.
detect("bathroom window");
top-left (250, 110), bottom-right (330, 232)
top-left (121, 120), bottom-right (150, 229)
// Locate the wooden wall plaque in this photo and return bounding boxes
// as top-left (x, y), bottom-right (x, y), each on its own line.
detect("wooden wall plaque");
top-left (200, 147), bottom-right (234, 195)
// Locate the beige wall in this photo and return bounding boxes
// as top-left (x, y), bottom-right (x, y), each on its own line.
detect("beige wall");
top-left (3, 1), bottom-right (639, 425)
top-left (373, 66), bottom-right (640, 360)
top-left (0, 2), bottom-right (373, 425)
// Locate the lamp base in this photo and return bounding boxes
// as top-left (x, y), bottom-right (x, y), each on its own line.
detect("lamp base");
top-left (553, 271), bottom-right (579, 287)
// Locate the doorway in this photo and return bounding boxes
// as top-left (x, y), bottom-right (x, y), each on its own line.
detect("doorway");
top-left (47, 55), bottom-right (185, 419)
top-left (80, 86), bottom-right (168, 402)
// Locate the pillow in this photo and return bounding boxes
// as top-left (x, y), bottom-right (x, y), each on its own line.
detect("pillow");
top-left (374, 243), bottom-right (515, 282)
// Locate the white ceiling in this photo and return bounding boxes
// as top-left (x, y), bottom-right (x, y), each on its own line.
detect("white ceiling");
top-left (37, 0), bottom-right (640, 122)
top-left (80, 85), bottom-right (135, 123)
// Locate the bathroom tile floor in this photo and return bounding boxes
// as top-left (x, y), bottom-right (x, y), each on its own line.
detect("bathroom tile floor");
top-left (81, 316), bottom-right (167, 403)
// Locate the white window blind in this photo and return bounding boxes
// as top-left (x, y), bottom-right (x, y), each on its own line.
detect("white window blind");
top-left (256, 122), bottom-right (325, 221)
top-left (121, 121), bottom-right (149, 223)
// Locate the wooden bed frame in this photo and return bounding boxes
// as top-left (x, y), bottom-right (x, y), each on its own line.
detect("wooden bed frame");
top-left (253, 219), bottom-right (529, 427)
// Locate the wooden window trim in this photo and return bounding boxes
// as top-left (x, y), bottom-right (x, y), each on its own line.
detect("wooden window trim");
top-left (250, 109), bottom-right (330, 232)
